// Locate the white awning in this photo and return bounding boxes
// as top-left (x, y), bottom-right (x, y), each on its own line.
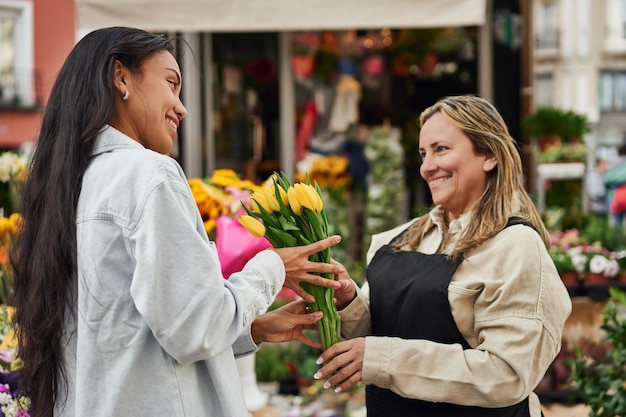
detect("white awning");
top-left (76, 0), bottom-right (487, 33)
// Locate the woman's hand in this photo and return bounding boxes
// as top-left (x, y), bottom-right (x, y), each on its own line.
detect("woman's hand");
top-left (251, 300), bottom-right (323, 348)
top-left (313, 338), bottom-right (365, 392)
top-left (331, 259), bottom-right (357, 310)
top-left (271, 235), bottom-right (344, 303)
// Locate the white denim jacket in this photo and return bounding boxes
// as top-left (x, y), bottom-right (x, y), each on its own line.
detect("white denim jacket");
top-left (56, 126), bottom-right (284, 416)
top-left (340, 210), bottom-right (572, 417)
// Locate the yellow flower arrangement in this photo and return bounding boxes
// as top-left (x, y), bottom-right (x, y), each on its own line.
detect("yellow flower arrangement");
top-left (188, 169), bottom-right (262, 234)
top-left (0, 213), bottom-right (22, 305)
top-left (295, 155), bottom-right (352, 191)
top-left (240, 172), bottom-right (340, 350)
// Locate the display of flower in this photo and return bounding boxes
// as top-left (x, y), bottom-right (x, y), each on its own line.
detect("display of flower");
top-left (579, 244), bottom-right (620, 278)
top-left (549, 228), bottom-right (581, 249)
top-left (295, 155), bottom-right (352, 192)
top-left (188, 169), bottom-right (261, 234)
top-left (534, 140), bottom-right (587, 164)
top-left (521, 107), bottom-right (590, 163)
top-left (567, 287), bottom-right (626, 417)
top-left (549, 227), bottom-right (623, 279)
top-left (0, 214), bottom-right (21, 306)
top-left (549, 246), bottom-right (577, 275)
top-left (0, 153), bottom-right (27, 185)
top-left (0, 151), bottom-right (28, 216)
top-left (0, 300), bottom-right (29, 416)
top-left (239, 172), bottom-right (340, 350)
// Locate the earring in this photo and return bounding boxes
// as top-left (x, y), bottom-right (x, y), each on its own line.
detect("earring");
top-left (122, 90), bottom-right (129, 101)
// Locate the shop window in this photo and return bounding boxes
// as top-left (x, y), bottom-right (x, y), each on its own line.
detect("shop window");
top-left (211, 32), bottom-right (280, 181)
top-left (0, 1), bottom-right (35, 110)
top-left (599, 71), bottom-right (626, 112)
top-left (605, 0), bottom-right (626, 52)
top-left (534, 74), bottom-right (553, 108)
top-left (623, 0), bottom-right (626, 37)
top-left (535, 0), bottom-right (558, 50)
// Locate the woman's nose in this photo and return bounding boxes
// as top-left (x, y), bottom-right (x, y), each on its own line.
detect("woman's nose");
top-left (176, 100), bottom-right (188, 121)
top-left (419, 157), bottom-right (435, 178)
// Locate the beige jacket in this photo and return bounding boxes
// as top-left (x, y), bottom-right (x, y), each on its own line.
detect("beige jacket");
top-left (340, 210), bottom-right (572, 417)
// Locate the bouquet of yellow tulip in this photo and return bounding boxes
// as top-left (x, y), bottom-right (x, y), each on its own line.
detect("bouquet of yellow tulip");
top-left (238, 172), bottom-right (340, 350)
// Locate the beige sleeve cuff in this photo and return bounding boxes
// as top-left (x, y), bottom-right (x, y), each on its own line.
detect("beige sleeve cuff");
top-left (338, 281), bottom-right (372, 338)
top-left (362, 336), bottom-right (391, 388)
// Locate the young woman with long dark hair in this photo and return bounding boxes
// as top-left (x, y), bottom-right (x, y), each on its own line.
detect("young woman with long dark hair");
top-left (11, 26), bottom-right (341, 417)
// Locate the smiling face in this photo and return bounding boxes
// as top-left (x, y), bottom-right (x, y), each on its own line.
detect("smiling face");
top-left (419, 112), bottom-right (496, 221)
top-left (110, 50), bottom-right (187, 154)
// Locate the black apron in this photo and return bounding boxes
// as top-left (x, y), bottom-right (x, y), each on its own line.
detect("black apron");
top-left (365, 219), bottom-right (532, 417)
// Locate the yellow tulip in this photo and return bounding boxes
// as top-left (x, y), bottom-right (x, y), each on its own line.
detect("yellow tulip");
top-left (273, 185), bottom-right (289, 207)
top-left (250, 190), bottom-right (272, 213)
top-left (239, 215), bottom-right (266, 238)
top-left (287, 183), bottom-right (323, 215)
top-left (286, 186), bottom-right (302, 215)
top-left (262, 188), bottom-right (281, 212)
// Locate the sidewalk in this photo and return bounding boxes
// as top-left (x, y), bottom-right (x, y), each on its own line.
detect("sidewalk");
top-left (251, 381), bottom-right (366, 417)
top-left (251, 382), bottom-right (591, 417)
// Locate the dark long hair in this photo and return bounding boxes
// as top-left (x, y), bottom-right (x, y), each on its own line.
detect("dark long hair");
top-left (10, 27), bottom-right (174, 417)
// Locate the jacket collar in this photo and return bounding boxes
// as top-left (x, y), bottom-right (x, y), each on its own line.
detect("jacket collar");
top-left (427, 206), bottom-right (472, 234)
top-left (90, 125), bottom-right (145, 157)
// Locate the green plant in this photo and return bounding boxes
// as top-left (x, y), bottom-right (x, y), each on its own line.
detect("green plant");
top-left (521, 107), bottom-right (590, 143)
top-left (549, 246), bottom-right (577, 274)
top-left (535, 142), bottom-right (587, 163)
top-left (567, 287), bottom-right (626, 416)
top-left (255, 343), bottom-right (294, 382)
top-left (255, 334), bottom-right (324, 383)
top-left (581, 216), bottom-right (626, 252)
top-left (391, 28), bottom-right (444, 66)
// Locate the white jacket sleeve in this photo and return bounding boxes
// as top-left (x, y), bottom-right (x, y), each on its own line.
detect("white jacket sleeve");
top-left (129, 176), bottom-right (284, 364)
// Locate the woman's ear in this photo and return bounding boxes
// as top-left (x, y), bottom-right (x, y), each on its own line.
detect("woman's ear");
top-left (483, 155), bottom-right (497, 172)
top-left (113, 60), bottom-right (130, 97)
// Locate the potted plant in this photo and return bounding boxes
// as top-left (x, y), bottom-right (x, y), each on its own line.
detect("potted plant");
top-left (390, 28), bottom-right (443, 76)
top-left (549, 246), bottom-right (579, 286)
top-left (521, 107), bottom-right (590, 163)
top-left (567, 287), bottom-right (626, 416)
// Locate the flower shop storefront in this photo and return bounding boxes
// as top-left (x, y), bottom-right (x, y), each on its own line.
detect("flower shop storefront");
top-left (76, 0), bottom-right (493, 266)
top-left (75, 0), bottom-right (490, 181)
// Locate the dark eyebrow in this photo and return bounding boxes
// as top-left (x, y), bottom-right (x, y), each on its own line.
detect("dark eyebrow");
top-left (166, 68), bottom-right (181, 85)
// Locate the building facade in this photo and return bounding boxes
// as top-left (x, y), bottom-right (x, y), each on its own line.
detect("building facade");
top-left (533, 0), bottom-right (626, 159)
top-left (0, 0), bottom-right (76, 149)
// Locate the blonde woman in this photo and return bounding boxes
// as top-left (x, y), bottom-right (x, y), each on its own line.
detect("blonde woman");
top-left (317, 95), bottom-right (571, 417)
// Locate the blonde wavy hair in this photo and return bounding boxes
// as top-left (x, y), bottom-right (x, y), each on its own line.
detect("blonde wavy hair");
top-left (393, 95), bottom-right (549, 257)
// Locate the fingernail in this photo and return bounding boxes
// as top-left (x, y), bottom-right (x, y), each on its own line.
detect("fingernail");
top-left (335, 387), bottom-right (342, 393)
top-left (323, 382), bottom-right (331, 389)
top-left (316, 357), bottom-right (323, 365)
top-left (314, 311), bottom-right (323, 319)
top-left (313, 372), bottom-right (321, 379)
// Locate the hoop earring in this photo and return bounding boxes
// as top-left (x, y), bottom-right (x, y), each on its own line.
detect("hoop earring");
top-left (122, 90), bottom-right (129, 101)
